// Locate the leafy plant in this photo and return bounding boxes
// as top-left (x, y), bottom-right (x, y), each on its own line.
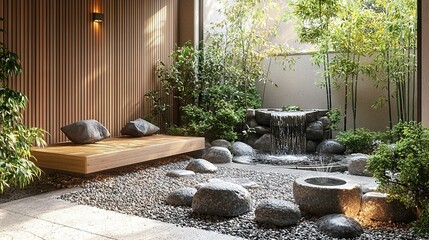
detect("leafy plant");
top-left (282, 105), bottom-right (301, 111)
top-left (367, 121), bottom-right (429, 236)
top-left (336, 128), bottom-right (378, 153)
top-left (148, 0), bottom-right (289, 141)
top-left (326, 108), bottom-right (341, 131)
top-left (0, 47), bottom-right (46, 192)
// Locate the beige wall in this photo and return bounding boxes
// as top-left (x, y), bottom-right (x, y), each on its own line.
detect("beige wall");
top-left (421, 0), bottom-right (429, 126)
top-left (260, 56), bottom-right (392, 131)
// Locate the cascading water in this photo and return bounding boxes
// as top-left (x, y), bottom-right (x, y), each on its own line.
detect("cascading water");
top-left (271, 112), bottom-right (307, 155)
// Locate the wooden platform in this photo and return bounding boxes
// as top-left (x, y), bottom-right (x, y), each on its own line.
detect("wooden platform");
top-left (31, 135), bottom-right (205, 174)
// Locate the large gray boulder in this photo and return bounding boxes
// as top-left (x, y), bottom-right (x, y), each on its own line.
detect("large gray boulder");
top-left (255, 199), bottom-right (301, 227)
top-left (255, 109), bottom-right (272, 126)
top-left (192, 182), bottom-right (252, 217)
top-left (61, 120), bottom-right (110, 144)
top-left (306, 121), bottom-right (324, 141)
top-left (254, 134), bottom-right (272, 152)
top-left (166, 187), bottom-right (197, 207)
top-left (186, 159), bottom-right (218, 173)
top-left (121, 118), bottom-right (159, 137)
top-left (211, 139), bottom-right (231, 148)
top-left (347, 154), bottom-right (372, 176)
top-left (231, 141), bottom-right (255, 156)
top-left (360, 192), bottom-right (417, 223)
top-left (317, 214), bottom-right (363, 239)
top-left (202, 147), bottom-right (233, 163)
top-left (317, 140), bottom-right (346, 154)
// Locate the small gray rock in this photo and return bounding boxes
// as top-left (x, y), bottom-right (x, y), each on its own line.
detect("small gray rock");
top-left (255, 126), bottom-right (271, 135)
top-left (61, 120), bottom-right (110, 144)
top-left (242, 133), bottom-right (260, 148)
top-left (186, 159), bottom-right (218, 173)
top-left (360, 192), bottom-right (417, 223)
top-left (202, 147), bottom-right (233, 164)
top-left (166, 170), bottom-right (195, 177)
top-left (317, 140), bottom-right (346, 154)
top-left (318, 116), bottom-right (332, 130)
top-left (347, 154), bottom-right (372, 176)
top-left (233, 155), bottom-right (255, 165)
top-left (306, 121), bottom-right (324, 141)
top-left (231, 141), bottom-right (255, 156)
top-left (192, 182), bottom-right (252, 217)
top-left (211, 139), bottom-right (231, 148)
top-left (255, 199), bottom-right (301, 227)
top-left (254, 134), bottom-right (272, 152)
top-left (306, 140), bottom-right (318, 153)
top-left (246, 109), bottom-right (256, 118)
top-left (317, 214), bottom-right (363, 239)
top-left (208, 177), bottom-right (259, 189)
top-left (166, 188), bottom-right (197, 207)
top-left (246, 118), bottom-right (259, 128)
top-left (120, 118), bottom-right (160, 137)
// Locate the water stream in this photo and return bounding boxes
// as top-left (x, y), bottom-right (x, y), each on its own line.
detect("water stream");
top-left (271, 112), bottom-right (307, 155)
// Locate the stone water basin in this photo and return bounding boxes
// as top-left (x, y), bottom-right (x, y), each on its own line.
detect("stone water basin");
top-left (293, 176), bottom-right (362, 217)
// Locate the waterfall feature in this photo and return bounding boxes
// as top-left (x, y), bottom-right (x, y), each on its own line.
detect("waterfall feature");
top-left (271, 112), bottom-right (307, 155)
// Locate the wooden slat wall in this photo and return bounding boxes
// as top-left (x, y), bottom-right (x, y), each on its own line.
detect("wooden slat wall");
top-left (0, 0), bottom-right (177, 144)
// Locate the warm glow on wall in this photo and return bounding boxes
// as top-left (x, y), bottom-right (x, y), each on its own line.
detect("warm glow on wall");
top-left (92, 13), bottom-right (104, 23)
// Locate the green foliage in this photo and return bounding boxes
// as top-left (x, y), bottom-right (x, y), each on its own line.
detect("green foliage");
top-left (326, 108), bottom-right (341, 130)
top-left (291, 0), bottom-right (417, 130)
top-left (281, 105), bottom-right (301, 111)
top-left (336, 128), bottom-right (378, 153)
top-left (148, 0), bottom-right (288, 141)
top-left (367, 121), bottom-right (429, 236)
top-left (0, 47), bottom-right (46, 193)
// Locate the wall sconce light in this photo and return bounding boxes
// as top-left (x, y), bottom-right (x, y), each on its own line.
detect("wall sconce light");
top-left (92, 13), bottom-right (104, 23)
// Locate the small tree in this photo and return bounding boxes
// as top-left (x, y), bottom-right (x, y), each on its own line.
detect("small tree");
top-left (0, 46), bottom-right (46, 192)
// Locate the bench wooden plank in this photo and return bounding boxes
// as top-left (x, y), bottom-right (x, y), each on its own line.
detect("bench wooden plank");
top-left (31, 135), bottom-right (205, 174)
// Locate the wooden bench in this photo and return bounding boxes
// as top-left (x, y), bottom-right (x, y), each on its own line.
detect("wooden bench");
top-left (31, 135), bottom-right (205, 174)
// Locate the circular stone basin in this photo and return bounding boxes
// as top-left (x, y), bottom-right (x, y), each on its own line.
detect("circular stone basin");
top-left (304, 177), bottom-right (346, 186)
top-left (293, 176), bottom-right (362, 217)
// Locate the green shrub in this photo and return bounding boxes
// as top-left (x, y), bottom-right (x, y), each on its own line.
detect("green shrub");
top-left (0, 47), bottom-right (46, 192)
top-left (335, 128), bottom-right (378, 153)
top-left (367, 121), bottom-right (429, 236)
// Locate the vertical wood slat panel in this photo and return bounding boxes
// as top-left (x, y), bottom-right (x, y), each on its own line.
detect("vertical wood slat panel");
top-left (3, 0), bottom-right (178, 144)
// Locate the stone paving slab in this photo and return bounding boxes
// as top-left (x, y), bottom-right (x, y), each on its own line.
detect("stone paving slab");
top-left (0, 189), bottom-right (243, 240)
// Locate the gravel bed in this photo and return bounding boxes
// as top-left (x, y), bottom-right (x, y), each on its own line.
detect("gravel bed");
top-left (58, 156), bottom-right (424, 240)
